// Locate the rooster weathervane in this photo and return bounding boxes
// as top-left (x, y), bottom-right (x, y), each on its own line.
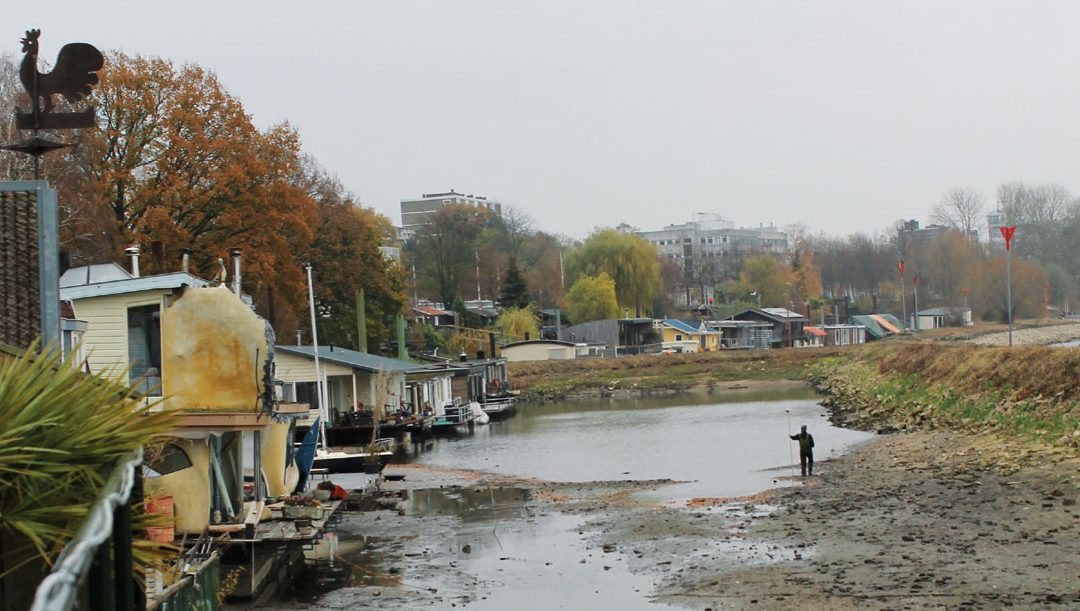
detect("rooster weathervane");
top-left (2, 28), bottom-right (104, 177)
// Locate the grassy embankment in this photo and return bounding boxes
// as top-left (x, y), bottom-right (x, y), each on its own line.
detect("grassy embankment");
top-left (809, 342), bottom-right (1080, 454)
top-left (511, 339), bottom-right (1080, 456)
top-left (510, 348), bottom-right (839, 401)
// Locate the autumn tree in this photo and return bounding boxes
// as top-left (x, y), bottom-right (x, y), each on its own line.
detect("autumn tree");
top-left (789, 249), bottom-right (822, 303)
top-left (733, 255), bottom-right (793, 307)
top-left (565, 273), bottom-right (619, 324)
top-left (974, 255), bottom-right (1048, 321)
top-left (413, 204), bottom-right (493, 305)
top-left (520, 231), bottom-right (565, 307)
top-left (564, 229), bottom-right (659, 316)
top-left (297, 156), bottom-right (406, 350)
top-left (918, 231), bottom-right (981, 306)
top-left (47, 52), bottom-right (318, 334)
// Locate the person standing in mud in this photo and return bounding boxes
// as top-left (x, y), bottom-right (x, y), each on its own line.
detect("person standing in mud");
top-left (789, 424), bottom-right (814, 476)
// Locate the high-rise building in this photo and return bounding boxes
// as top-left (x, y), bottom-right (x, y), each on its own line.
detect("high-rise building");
top-left (399, 190), bottom-right (501, 239)
top-left (636, 213), bottom-right (788, 262)
top-left (636, 214), bottom-right (788, 306)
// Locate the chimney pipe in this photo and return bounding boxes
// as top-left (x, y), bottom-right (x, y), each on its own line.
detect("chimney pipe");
top-left (230, 248), bottom-right (242, 295)
top-left (125, 246), bottom-right (140, 278)
top-left (180, 248), bottom-right (191, 274)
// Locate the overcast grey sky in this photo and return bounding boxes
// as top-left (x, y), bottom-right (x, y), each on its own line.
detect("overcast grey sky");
top-left (11, 1), bottom-right (1080, 239)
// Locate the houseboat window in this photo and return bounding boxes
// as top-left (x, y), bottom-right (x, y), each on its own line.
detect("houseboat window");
top-left (295, 382), bottom-right (321, 409)
top-left (145, 443), bottom-right (193, 476)
top-left (127, 304), bottom-right (162, 394)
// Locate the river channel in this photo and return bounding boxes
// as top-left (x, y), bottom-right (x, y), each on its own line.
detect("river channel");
top-left (271, 387), bottom-right (875, 609)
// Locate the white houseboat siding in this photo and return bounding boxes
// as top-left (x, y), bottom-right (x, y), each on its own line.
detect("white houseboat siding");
top-left (68, 291), bottom-right (169, 383)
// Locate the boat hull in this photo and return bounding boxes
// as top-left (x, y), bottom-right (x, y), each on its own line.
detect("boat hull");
top-left (312, 452), bottom-right (391, 474)
top-left (481, 398), bottom-right (516, 420)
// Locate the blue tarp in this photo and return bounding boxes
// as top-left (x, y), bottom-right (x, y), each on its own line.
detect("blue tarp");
top-left (293, 417), bottom-right (319, 493)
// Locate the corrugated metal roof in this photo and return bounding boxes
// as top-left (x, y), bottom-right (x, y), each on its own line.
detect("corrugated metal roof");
top-left (59, 272), bottom-right (208, 301)
top-left (761, 307), bottom-right (804, 319)
top-left (59, 263), bottom-right (132, 287)
top-left (804, 326), bottom-right (827, 337)
top-left (736, 308), bottom-right (809, 323)
top-left (849, 315), bottom-right (887, 339)
top-left (276, 345), bottom-right (420, 373)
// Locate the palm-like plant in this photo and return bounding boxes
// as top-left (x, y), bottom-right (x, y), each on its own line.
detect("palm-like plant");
top-left (0, 342), bottom-right (176, 607)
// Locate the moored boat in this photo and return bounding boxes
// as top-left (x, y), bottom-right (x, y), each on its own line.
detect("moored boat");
top-left (311, 438), bottom-right (395, 474)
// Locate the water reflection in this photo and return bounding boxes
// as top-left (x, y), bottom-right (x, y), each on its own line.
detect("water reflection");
top-left (403, 486), bottom-right (532, 522)
top-left (396, 387), bottom-right (874, 501)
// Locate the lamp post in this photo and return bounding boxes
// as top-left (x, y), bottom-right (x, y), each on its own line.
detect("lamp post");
top-left (1000, 226), bottom-right (1017, 346)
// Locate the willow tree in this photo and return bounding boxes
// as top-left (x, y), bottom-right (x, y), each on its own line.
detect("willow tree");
top-left (565, 229), bottom-right (659, 316)
top-left (494, 307), bottom-right (540, 341)
top-left (565, 272), bottom-right (619, 324)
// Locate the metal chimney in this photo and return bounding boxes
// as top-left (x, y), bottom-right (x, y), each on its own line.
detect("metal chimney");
top-left (180, 248), bottom-right (191, 274)
top-left (125, 246), bottom-right (140, 278)
top-left (230, 248), bottom-right (242, 295)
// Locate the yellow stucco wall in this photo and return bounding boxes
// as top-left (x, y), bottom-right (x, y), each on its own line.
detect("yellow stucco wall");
top-left (160, 286), bottom-right (269, 411)
top-left (144, 438), bottom-right (212, 535)
top-left (262, 421), bottom-right (299, 497)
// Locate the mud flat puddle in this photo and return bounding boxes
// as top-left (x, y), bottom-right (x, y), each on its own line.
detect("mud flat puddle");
top-left (263, 389), bottom-right (875, 609)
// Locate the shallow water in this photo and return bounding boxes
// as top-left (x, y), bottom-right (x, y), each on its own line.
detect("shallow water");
top-left (279, 389), bottom-right (875, 609)
top-left (396, 387), bottom-right (874, 502)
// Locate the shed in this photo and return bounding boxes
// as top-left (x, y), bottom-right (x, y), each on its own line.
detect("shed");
top-left (501, 339), bottom-right (577, 362)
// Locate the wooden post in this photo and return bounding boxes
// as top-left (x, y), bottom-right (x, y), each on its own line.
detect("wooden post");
top-left (355, 288), bottom-right (367, 354)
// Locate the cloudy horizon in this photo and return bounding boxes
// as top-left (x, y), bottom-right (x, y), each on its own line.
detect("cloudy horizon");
top-left (10, 1), bottom-right (1080, 240)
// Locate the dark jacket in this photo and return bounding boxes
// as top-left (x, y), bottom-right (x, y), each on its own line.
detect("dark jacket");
top-left (790, 432), bottom-right (814, 454)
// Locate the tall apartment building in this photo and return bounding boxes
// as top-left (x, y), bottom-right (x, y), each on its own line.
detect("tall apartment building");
top-left (399, 190), bottom-right (502, 239)
top-left (637, 213), bottom-right (788, 262)
top-left (987, 209), bottom-right (1008, 247)
top-left (636, 214), bottom-right (788, 306)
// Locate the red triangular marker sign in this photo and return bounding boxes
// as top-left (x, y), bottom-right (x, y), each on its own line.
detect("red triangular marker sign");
top-left (999, 226), bottom-right (1016, 250)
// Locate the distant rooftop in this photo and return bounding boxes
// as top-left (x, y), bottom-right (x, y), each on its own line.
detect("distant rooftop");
top-left (276, 345), bottom-right (419, 373)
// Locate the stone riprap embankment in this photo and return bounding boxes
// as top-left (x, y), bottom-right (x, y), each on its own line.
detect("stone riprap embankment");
top-left (966, 321), bottom-right (1080, 346)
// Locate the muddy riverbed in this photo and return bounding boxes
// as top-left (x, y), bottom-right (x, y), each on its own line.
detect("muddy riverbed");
top-left (257, 391), bottom-right (1080, 610)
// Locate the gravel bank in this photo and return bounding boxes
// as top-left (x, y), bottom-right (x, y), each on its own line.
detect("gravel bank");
top-left (966, 321), bottom-right (1080, 346)
top-left (652, 431), bottom-right (1080, 609)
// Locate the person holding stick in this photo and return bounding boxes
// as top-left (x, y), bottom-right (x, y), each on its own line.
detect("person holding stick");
top-left (789, 424), bottom-right (815, 476)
